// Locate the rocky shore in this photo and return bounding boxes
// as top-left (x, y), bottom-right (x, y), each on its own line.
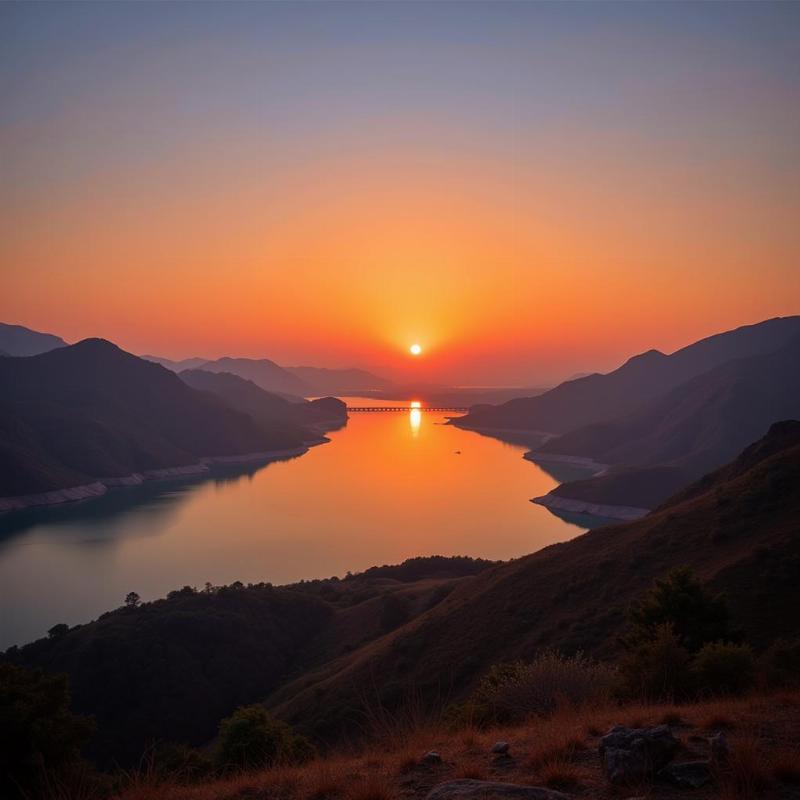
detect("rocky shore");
top-left (531, 492), bottom-right (650, 522)
top-left (0, 446), bottom-right (312, 513)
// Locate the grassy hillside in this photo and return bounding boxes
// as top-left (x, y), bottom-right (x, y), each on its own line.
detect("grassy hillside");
top-left (4, 557), bottom-right (496, 766)
top-left (269, 422), bottom-right (800, 740)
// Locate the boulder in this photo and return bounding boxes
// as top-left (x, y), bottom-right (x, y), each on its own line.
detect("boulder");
top-left (599, 724), bottom-right (679, 785)
top-left (423, 751), bottom-right (443, 766)
top-left (708, 732), bottom-right (730, 765)
top-left (491, 741), bottom-right (510, 755)
top-left (426, 780), bottom-right (569, 800)
top-left (658, 761), bottom-right (711, 789)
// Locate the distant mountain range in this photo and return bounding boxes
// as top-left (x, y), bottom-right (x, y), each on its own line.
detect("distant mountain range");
top-left (8, 420), bottom-right (799, 761)
top-left (0, 322), bottom-right (67, 357)
top-left (0, 340), bottom-right (344, 509)
top-left (455, 316), bottom-right (800, 513)
top-left (145, 354), bottom-right (392, 397)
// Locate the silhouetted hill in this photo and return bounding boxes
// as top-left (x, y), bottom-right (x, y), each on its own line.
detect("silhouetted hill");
top-left (535, 336), bottom-right (800, 509)
top-left (454, 316), bottom-right (800, 433)
top-left (142, 354), bottom-right (210, 372)
top-left (268, 422), bottom-right (800, 740)
top-left (0, 340), bottom-right (307, 500)
top-left (0, 322), bottom-right (67, 356)
top-left (285, 365), bottom-right (393, 395)
top-left (198, 357), bottom-right (313, 397)
top-left (4, 556), bottom-right (495, 765)
top-left (180, 369), bottom-right (346, 434)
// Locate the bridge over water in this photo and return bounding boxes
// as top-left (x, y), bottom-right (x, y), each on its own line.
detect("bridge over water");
top-left (347, 406), bottom-right (468, 413)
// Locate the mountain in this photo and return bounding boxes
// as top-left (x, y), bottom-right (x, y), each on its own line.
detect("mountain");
top-left (179, 369), bottom-right (346, 434)
top-left (285, 366), bottom-right (393, 395)
top-left (0, 340), bottom-right (309, 503)
top-left (142, 354), bottom-right (210, 372)
top-left (192, 357), bottom-right (313, 397)
top-left (532, 336), bottom-right (800, 510)
top-left (267, 421), bottom-right (800, 739)
top-left (454, 316), bottom-right (800, 434)
top-left (0, 322), bottom-right (67, 356)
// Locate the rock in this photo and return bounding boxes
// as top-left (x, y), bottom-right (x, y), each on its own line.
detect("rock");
top-left (425, 779), bottom-right (569, 800)
top-left (658, 761), bottom-right (711, 789)
top-left (599, 724), bottom-right (679, 785)
top-left (709, 732), bottom-right (730, 765)
top-left (491, 742), bottom-right (510, 755)
top-left (422, 751), bottom-right (443, 766)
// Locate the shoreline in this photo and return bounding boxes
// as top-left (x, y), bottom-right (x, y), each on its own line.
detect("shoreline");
top-left (531, 493), bottom-right (650, 521)
top-left (523, 451), bottom-right (609, 474)
top-left (0, 445), bottom-right (315, 513)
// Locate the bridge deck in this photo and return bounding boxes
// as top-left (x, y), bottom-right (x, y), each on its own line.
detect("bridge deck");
top-left (346, 406), bottom-right (468, 412)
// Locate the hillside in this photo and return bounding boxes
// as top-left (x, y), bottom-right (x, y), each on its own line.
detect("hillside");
top-left (0, 340), bottom-right (309, 502)
top-left (454, 316), bottom-right (800, 434)
top-left (4, 557), bottom-right (496, 766)
top-left (0, 321), bottom-right (67, 356)
top-left (532, 336), bottom-right (800, 510)
top-left (268, 421), bottom-right (800, 741)
top-left (179, 369), bottom-right (345, 438)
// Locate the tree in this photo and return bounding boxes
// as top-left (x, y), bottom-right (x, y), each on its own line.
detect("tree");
top-left (124, 591), bottom-right (140, 608)
top-left (619, 624), bottom-right (692, 700)
top-left (0, 663), bottom-right (95, 799)
top-left (48, 623), bottom-right (69, 639)
top-left (215, 705), bottom-right (314, 773)
top-left (625, 567), bottom-right (733, 653)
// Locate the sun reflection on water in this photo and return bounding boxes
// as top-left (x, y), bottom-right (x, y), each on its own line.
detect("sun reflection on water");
top-left (409, 401), bottom-right (422, 435)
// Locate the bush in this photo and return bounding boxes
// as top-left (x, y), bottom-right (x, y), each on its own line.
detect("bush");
top-left (474, 650), bottom-right (617, 722)
top-left (619, 624), bottom-right (692, 701)
top-left (625, 567), bottom-right (733, 653)
top-left (215, 704), bottom-right (315, 773)
top-left (0, 663), bottom-right (95, 799)
top-left (691, 641), bottom-right (755, 696)
top-left (153, 742), bottom-right (214, 783)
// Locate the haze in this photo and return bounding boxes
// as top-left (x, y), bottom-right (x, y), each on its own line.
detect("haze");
top-left (2, 1), bottom-right (798, 384)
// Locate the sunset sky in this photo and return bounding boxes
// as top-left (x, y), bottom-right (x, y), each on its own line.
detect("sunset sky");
top-left (2, 2), bottom-right (798, 385)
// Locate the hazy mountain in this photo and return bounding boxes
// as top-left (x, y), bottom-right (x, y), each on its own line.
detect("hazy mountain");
top-left (141, 354), bottom-right (210, 372)
top-left (285, 365), bottom-right (393, 395)
top-left (534, 336), bottom-right (800, 509)
top-left (179, 369), bottom-right (346, 435)
top-left (194, 357), bottom-right (313, 397)
top-left (455, 316), bottom-right (800, 433)
top-left (0, 340), bottom-right (307, 500)
top-left (0, 322), bottom-right (67, 356)
top-left (268, 421), bottom-right (800, 739)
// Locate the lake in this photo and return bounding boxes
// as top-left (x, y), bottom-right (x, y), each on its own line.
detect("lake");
top-left (0, 399), bottom-right (607, 649)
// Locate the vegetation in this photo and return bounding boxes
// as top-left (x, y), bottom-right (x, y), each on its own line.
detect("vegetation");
top-left (0, 663), bottom-right (95, 799)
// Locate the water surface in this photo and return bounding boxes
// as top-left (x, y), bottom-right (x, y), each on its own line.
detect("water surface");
top-left (0, 399), bottom-right (605, 649)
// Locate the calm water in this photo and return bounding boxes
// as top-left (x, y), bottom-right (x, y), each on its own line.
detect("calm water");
top-left (0, 399), bottom-right (605, 649)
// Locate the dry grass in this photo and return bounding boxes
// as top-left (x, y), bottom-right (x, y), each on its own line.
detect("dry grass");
top-left (110, 691), bottom-right (800, 800)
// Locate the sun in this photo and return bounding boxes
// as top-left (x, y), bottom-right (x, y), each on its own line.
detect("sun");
top-left (409, 343), bottom-right (422, 356)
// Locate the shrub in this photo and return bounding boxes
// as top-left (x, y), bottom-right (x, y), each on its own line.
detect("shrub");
top-left (625, 567), bottom-right (733, 653)
top-left (215, 704), bottom-right (315, 773)
top-left (691, 642), bottom-right (755, 696)
top-left (153, 742), bottom-right (214, 783)
top-left (0, 663), bottom-right (95, 799)
top-left (475, 650), bottom-right (617, 722)
top-left (619, 623), bottom-right (692, 701)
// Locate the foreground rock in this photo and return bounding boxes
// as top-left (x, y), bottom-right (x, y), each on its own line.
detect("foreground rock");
top-left (658, 761), bottom-right (711, 789)
top-left (599, 724), bottom-right (679, 785)
top-left (426, 779), bottom-right (569, 800)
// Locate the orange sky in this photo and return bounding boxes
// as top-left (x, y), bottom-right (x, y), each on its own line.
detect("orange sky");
top-left (2, 3), bottom-right (798, 384)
